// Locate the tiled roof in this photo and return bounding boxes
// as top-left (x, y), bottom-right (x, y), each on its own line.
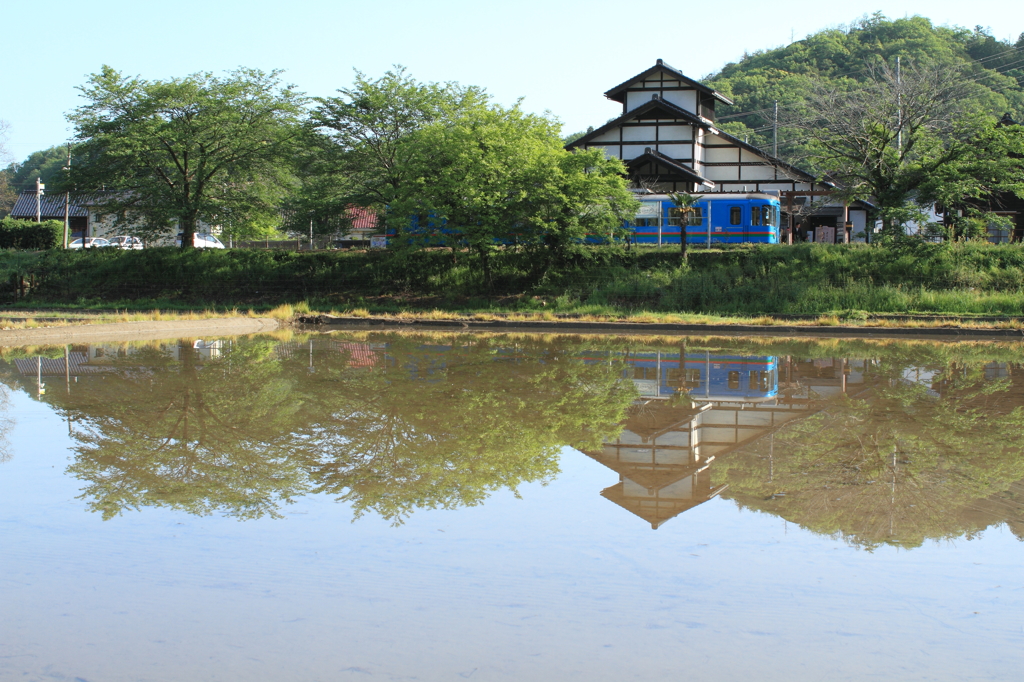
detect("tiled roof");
top-left (566, 97), bottom-right (711, 150)
top-left (708, 127), bottom-right (822, 184)
top-left (605, 59), bottom-right (733, 106)
top-left (346, 205), bottom-right (378, 231)
top-left (625, 149), bottom-right (713, 187)
top-left (9, 191), bottom-right (89, 219)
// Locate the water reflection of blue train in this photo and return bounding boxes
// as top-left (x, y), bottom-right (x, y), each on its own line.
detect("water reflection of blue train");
top-left (584, 350), bottom-right (778, 402)
top-left (382, 344), bottom-right (778, 403)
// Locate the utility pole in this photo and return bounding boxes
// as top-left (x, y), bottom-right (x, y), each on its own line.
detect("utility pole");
top-left (35, 177), bottom-right (44, 222)
top-left (896, 56), bottom-right (902, 151)
top-left (773, 100), bottom-right (779, 158)
top-left (63, 144), bottom-right (71, 249)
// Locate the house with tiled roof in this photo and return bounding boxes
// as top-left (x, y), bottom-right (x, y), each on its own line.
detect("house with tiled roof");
top-left (8, 191), bottom-right (90, 240)
top-left (568, 60), bottom-right (872, 241)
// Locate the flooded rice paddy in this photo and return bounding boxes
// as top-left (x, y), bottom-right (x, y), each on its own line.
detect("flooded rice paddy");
top-left (1, 330), bottom-right (1023, 681)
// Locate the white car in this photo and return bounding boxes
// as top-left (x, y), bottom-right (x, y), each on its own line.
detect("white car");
top-left (175, 233), bottom-right (226, 249)
top-left (69, 238), bottom-right (112, 249)
top-left (110, 235), bottom-right (144, 250)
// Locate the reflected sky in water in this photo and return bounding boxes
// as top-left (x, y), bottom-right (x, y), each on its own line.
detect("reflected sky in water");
top-left (2, 332), bottom-right (1024, 681)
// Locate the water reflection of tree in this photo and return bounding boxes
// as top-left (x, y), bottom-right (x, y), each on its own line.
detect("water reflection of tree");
top-left (38, 334), bottom-right (635, 523)
top-left (717, 358), bottom-right (1024, 549)
top-left (0, 384), bottom-right (15, 463)
top-left (61, 340), bottom-right (311, 520)
top-left (303, 336), bottom-right (635, 523)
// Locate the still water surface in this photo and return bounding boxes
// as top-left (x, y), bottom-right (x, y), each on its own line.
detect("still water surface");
top-left (1, 331), bottom-right (1023, 681)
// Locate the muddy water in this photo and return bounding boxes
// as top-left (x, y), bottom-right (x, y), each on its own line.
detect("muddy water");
top-left (1, 332), bottom-right (1023, 681)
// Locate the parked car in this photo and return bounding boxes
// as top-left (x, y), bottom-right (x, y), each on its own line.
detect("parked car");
top-left (175, 233), bottom-right (226, 249)
top-left (68, 238), bottom-right (113, 249)
top-left (110, 235), bottom-right (144, 250)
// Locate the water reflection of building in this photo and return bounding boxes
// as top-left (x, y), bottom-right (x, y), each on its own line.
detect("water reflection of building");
top-left (587, 351), bottom-right (868, 529)
top-left (11, 341), bottom-right (227, 393)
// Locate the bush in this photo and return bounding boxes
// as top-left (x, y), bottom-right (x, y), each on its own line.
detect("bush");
top-left (0, 218), bottom-right (63, 250)
top-left (4, 240), bottom-right (1024, 315)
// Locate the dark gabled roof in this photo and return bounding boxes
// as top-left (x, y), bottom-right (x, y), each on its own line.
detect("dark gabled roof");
top-left (566, 97), bottom-right (710, 150)
top-left (707, 127), bottom-right (825, 185)
top-left (605, 59), bottom-right (734, 106)
top-left (626, 149), bottom-right (714, 187)
top-left (9, 191), bottom-right (89, 219)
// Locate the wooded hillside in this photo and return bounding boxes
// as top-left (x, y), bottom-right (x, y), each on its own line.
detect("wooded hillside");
top-left (707, 13), bottom-right (1024, 167)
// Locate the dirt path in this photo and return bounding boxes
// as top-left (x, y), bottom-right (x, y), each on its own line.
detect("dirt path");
top-left (0, 317), bottom-right (280, 346)
top-left (298, 314), bottom-right (1024, 340)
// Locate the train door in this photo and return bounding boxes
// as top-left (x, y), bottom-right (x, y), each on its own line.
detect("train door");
top-left (726, 204), bottom-right (743, 243)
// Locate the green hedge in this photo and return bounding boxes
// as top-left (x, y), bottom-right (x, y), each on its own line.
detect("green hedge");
top-left (4, 241), bottom-right (1024, 315)
top-left (0, 218), bottom-right (63, 250)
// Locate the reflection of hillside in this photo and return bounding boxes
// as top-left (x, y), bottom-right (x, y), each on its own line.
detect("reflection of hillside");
top-left (718, 359), bottom-right (1024, 548)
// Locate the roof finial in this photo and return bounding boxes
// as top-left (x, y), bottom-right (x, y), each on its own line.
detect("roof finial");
top-left (656, 58), bottom-right (663, 65)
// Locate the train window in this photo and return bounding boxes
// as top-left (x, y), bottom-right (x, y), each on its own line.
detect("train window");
top-left (752, 207), bottom-right (761, 226)
top-left (730, 207), bottom-right (742, 225)
top-left (762, 206), bottom-right (773, 227)
top-left (728, 371), bottom-right (740, 389)
top-left (685, 368), bottom-right (701, 387)
top-left (749, 372), bottom-right (759, 390)
top-left (687, 207), bottom-right (703, 226)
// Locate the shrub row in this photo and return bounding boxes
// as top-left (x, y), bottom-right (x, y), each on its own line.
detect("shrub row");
top-left (4, 241), bottom-right (1024, 315)
top-left (0, 218), bottom-right (64, 250)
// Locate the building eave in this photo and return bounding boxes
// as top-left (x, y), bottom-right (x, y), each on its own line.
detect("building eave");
top-left (566, 97), bottom-right (710, 150)
top-left (626, 150), bottom-right (715, 188)
top-left (604, 59), bottom-right (734, 106)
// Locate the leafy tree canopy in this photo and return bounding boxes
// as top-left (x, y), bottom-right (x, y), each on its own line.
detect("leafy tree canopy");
top-left (392, 102), bottom-right (637, 284)
top-left (65, 66), bottom-right (305, 247)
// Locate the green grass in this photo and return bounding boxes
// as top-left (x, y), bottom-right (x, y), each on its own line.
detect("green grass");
top-left (7, 241), bottom-right (1024, 318)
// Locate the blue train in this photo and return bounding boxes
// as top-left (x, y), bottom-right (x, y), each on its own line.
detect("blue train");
top-left (627, 193), bottom-right (782, 245)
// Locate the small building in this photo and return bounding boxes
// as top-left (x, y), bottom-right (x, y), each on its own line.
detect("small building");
top-left (8, 191), bottom-right (89, 240)
top-left (8, 190), bottom-right (221, 246)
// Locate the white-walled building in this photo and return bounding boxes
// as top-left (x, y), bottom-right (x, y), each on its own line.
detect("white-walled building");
top-left (568, 60), bottom-right (873, 242)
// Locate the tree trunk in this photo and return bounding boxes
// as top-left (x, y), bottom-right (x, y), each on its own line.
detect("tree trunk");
top-left (477, 246), bottom-right (492, 290)
top-left (680, 212), bottom-right (688, 259)
top-left (180, 213), bottom-right (198, 250)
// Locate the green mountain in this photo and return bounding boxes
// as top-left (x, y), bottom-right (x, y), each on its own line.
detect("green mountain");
top-left (706, 13), bottom-right (1024, 163)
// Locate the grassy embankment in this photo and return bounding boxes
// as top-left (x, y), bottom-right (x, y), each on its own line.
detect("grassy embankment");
top-left (4, 241), bottom-right (1024, 327)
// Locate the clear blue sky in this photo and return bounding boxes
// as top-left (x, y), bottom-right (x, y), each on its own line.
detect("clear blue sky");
top-left (2, 0), bottom-right (1023, 165)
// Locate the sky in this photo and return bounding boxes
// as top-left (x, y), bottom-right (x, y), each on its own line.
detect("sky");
top-left (2, 0), bottom-right (1023, 179)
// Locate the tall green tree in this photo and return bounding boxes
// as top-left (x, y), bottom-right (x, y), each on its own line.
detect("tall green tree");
top-left (393, 102), bottom-right (637, 286)
top-left (303, 66), bottom-right (488, 229)
top-left (0, 121), bottom-right (17, 216)
top-left (791, 59), bottom-right (993, 236)
top-left (66, 66), bottom-right (304, 248)
top-left (917, 119), bottom-right (1024, 239)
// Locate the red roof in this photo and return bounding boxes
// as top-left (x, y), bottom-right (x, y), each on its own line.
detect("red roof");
top-left (346, 206), bottom-right (378, 231)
